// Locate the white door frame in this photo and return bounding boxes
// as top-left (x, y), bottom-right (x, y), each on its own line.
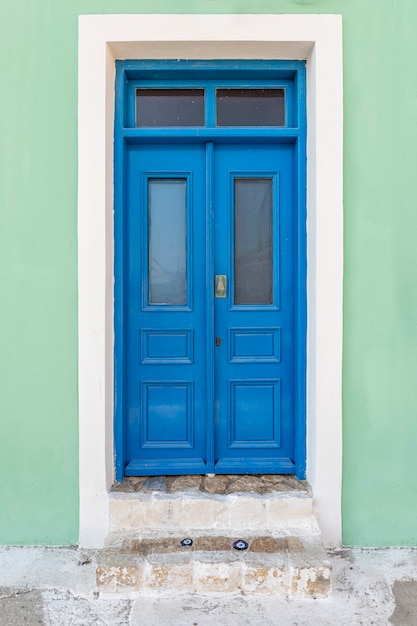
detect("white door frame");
top-left (78, 13), bottom-right (343, 547)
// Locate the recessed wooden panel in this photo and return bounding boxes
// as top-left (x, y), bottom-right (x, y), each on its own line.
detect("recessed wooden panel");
top-left (229, 381), bottom-right (281, 448)
top-left (142, 330), bottom-right (193, 363)
top-left (229, 328), bottom-right (281, 362)
top-left (142, 383), bottom-right (193, 448)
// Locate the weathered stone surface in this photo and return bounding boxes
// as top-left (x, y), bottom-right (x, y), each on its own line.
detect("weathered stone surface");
top-left (118, 535), bottom-right (294, 555)
top-left (305, 567), bottom-right (332, 598)
top-left (127, 537), bottom-right (184, 555)
top-left (112, 476), bottom-right (148, 493)
top-left (202, 475), bottom-right (230, 494)
top-left (3, 546), bottom-right (417, 624)
top-left (389, 581), bottom-right (417, 626)
top-left (0, 589), bottom-right (44, 626)
top-left (145, 497), bottom-right (183, 527)
top-left (291, 566), bottom-right (332, 598)
top-left (194, 561), bottom-right (242, 593)
top-left (175, 497), bottom-right (229, 529)
top-left (193, 536), bottom-right (233, 552)
top-left (261, 475), bottom-right (309, 492)
top-left (250, 537), bottom-right (287, 553)
top-left (96, 564), bottom-right (143, 593)
top-left (142, 476), bottom-right (168, 491)
top-left (170, 475), bottom-right (203, 491)
top-left (268, 494), bottom-right (313, 525)
top-left (228, 495), bottom-right (268, 527)
top-left (243, 565), bottom-right (289, 594)
top-left (104, 474), bottom-right (327, 597)
top-left (109, 499), bottom-right (148, 531)
top-left (146, 560), bottom-right (193, 592)
top-left (227, 476), bottom-right (264, 493)
top-left (111, 474), bottom-right (308, 495)
top-left (97, 533), bottom-right (331, 596)
top-left (110, 491), bottom-right (314, 533)
top-left (42, 590), bottom-right (132, 626)
top-left (285, 536), bottom-right (305, 553)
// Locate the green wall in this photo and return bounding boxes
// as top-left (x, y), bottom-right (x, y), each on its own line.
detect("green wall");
top-left (0, 0), bottom-right (416, 545)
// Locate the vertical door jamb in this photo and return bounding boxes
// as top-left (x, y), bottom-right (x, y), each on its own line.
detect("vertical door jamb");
top-left (295, 67), bottom-right (307, 480)
top-left (114, 67), bottom-right (128, 482)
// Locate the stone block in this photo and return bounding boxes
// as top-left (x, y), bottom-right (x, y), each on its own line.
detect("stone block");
top-left (176, 497), bottom-right (229, 529)
top-left (193, 560), bottom-right (243, 593)
top-left (109, 498), bottom-right (147, 532)
top-left (143, 497), bottom-right (183, 529)
top-left (268, 495), bottom-right (313, 527)
top-left (290, 566), bottom-right (332, 598)
top-left (228, 495), bottom-right (269, 528)
top-left (96, 564), bottom-right (144, 593)
top-left (243, 563), bottom-right (289, 594)
top-left (145, 557), bottom-right (194, 593)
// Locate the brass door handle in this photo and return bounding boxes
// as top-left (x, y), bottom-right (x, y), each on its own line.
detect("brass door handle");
top-left (215, 275), bottom-right (227, 298)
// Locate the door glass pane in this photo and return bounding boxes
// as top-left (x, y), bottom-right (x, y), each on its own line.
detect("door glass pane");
top-left (136, 89), bottom-right (205, 127)
top-left (149, 179), bottom-right (187, 305)
top-left (234, 178), bottom-right (273, 305)
top-left (216, 89), bottom-right (285, 126)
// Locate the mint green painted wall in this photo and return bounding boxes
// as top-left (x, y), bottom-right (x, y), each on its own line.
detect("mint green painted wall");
top-left (0, 0), bottom-right (416, 545)
top-left (341, 2), bottom-right (417, 546)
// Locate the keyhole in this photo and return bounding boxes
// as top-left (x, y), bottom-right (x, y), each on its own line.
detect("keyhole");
top-left (216, 337), bottom-right (221, 347)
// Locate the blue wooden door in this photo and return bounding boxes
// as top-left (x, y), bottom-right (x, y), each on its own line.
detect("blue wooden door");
top-left (125, 143), bottom-right (208, 475)
top-left (213, 144), bottom-right (295, 473)
top-left (124, 141), bottom-right (297, 475)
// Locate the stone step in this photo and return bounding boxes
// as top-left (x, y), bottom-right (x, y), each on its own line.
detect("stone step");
top-left (97, 532), bottom-right (331, 597)
top-left (109, 475), bottom-right (315, 534)
top-left (102, 475), bottom-right (330, 597)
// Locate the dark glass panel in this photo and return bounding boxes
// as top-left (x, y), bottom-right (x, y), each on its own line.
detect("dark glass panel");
top-left (216, 89), bottom-right (285, 126)
top-left (234, 178), bottom-right (273, 305)
top-left (149, 180), bottom-right (187, 305)
top-left (136, 89), bottom-right (205, 127)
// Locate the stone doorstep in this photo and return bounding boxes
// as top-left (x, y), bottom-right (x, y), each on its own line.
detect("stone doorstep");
top-left (96, 534), bottom-right (331, 598)
top-left (102, 476), bottom-right (330, 597)
top-left (109, 491), bottom-right (315, 534)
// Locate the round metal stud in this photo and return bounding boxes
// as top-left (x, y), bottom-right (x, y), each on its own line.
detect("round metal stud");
top-left (180, 538), bottom-right (193, 547)
top-left (233, 539), bottom-right (249, 551)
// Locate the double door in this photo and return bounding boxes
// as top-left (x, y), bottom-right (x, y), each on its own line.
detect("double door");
top-left (125, 141), bottom-right (297, 475)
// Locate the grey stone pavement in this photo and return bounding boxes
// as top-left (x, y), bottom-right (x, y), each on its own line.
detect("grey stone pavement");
top-left (1, 545), bottom-right (417, 625)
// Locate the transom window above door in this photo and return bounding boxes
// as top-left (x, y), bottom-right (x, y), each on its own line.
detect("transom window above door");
top-left (119, 60), bottom-right (302, 130)
top-left (135, 87), bottom-right (286, 127)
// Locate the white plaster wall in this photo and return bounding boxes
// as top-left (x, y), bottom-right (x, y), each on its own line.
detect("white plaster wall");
top-left (78, 14), bottom-right (343, 547)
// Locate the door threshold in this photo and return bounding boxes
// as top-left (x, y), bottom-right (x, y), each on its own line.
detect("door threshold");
top-left (111, 474), bottom-right (309, 497)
